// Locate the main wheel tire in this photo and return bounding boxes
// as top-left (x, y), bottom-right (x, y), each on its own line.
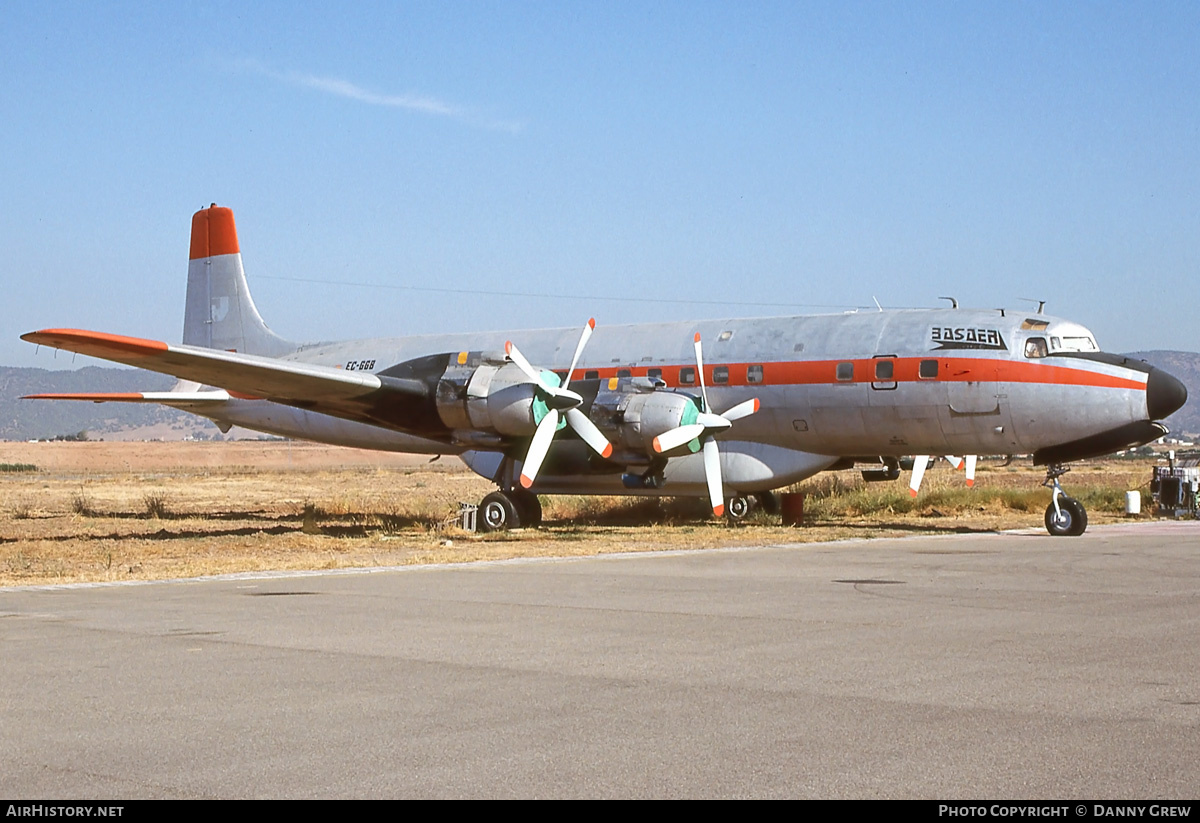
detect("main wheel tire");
top-left (510, 488), bottom-right (543, 528)
top-left (480, 491), bottom-right (521, 532)
top-left (726, 494), bottom-right (753, 521)
top-left (1064, 497), bottom-right (1088, 535)
top-left (1045, 496), bottom-right (1087, 536)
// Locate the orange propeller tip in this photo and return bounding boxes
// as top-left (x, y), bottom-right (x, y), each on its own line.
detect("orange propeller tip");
top-left (601, 444), bottom-right (613, 458)
top-left (519, 475), bottom-right (534, 489)
top-left (651, 437), bottom-right (662, 453)
top-left (713, 505), bottom-right (725, 517)
top-left (966, 479), bottom-right (975, 487)
top-left (587, 318), bottom-right (595, 328)
top-left (693, 332), bottom-right (701, 342)
top-left (909, 489), bottom-right (918, 497)
top-left (504, 341), bottom-right (513, 354)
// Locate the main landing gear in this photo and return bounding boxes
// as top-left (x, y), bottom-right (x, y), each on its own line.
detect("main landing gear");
top-left (723, 491), bottom-right (779, 522)
top-left (479, 488), bottom-right (542, 532)
top-left (1042, 463), bottom-right (1087, 536)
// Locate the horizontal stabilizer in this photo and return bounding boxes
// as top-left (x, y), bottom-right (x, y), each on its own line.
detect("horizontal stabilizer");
top-left (21, 328), bottom-right (383, 403)
top-left (23, 390), bottom-right (230, 408)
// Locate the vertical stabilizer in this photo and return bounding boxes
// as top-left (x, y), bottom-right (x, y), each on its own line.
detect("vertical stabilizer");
top-left (184, 205), bottom-right (294, 357)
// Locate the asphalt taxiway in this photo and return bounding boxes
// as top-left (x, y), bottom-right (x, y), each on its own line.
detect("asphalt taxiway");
top-left (2, 522), bottom-right (1198, 798)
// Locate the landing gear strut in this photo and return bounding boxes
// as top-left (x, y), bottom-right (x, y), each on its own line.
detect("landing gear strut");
top-left (1042, 463), bottom-right (1087, 536)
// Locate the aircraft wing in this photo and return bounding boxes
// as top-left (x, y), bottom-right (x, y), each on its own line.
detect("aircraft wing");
top-left (21, 328), bottom-right (389, 403)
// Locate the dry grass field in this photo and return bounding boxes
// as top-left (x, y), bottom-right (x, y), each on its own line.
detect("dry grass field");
top-left (0, 441), bottom-right (1165, 587)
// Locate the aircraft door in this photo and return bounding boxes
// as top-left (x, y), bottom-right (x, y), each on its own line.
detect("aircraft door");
top-left (939, 360), bottom-right (1016, 454)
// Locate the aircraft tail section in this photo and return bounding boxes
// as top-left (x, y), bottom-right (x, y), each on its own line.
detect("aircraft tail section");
top-left (184, 205), bottom-right (294, 357)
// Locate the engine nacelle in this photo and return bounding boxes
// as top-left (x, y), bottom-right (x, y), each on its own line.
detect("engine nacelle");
top-left (436, 359), bottom-right (546, 438)
top-left (591, 389), bottom-right (699, 456)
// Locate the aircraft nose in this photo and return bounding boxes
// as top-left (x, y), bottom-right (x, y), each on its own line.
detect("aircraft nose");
top-left (1147, 366), bottom-right (1188, 421)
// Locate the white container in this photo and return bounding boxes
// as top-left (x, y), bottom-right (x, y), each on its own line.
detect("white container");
top-left (1125, 491), bottom-right (1141, 515)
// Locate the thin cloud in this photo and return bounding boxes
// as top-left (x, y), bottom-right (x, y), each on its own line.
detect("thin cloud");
top-left (235, 59), bottom-right (522, 133)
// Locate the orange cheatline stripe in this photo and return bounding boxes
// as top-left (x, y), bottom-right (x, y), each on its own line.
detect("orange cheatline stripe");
top-left (581, 356), bottom-right (1147, 392)
top-left (22, 393), bottom-right (144, 401)
top-left (22, 329), bottom-right (169, 356)
top-left (189, 206), bottom-right (240, 260)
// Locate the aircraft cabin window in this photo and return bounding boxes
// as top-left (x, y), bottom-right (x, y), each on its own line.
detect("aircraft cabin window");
top-left (617, 368), bottom-right (631, 378)
top-left (747, 365), bottom-right (764, 384)
top-left (713, 366), bottom-right (729, 384)
top-left (1024, 338), bottom-right (1048, 359)
top-left (836, 362), bottom-right (854, 382)
top-left (647, 368), bottom-right (662, 380)
top-left (919, 360), bottom-right (938, 379)
top-left (680, 367), bottom-right (696, 385)
top-left (874, 360), bottom-right (894, 380)
top-left (584, 370), bottom-right (599, 380)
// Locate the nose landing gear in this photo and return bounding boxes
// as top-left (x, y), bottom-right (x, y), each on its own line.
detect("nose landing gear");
top-left (1042, 464), bottom-right (1088, 536)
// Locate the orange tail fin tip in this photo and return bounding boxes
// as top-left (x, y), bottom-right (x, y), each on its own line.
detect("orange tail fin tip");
top-left (189, 204), bottom-right (240, 260)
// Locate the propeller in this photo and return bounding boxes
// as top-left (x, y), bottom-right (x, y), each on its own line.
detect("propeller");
top-left (651, 332), bottom-right (759, 517)
top-left (908, 454), bottom-right (978, 496)
top-left (505, 318), bottom-right (613, 489)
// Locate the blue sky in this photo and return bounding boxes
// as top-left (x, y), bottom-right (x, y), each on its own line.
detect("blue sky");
top-left (4, 1), bottom-right (1198, 369)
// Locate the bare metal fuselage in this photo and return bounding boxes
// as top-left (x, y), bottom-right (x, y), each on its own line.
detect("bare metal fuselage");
top-left (200, 308), bottom-right (1169, 495)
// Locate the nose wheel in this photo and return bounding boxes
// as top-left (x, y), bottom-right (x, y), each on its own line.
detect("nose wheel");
top-left (1043, 464), bottom-right (1088, 536)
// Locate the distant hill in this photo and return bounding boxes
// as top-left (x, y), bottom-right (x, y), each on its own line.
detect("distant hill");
top-left (0, 367), bottom-right (220, 441)
top-left (1126, 351), bottom-right (1200, 437)
top-left (3, 351), bottom-right (1198, 442)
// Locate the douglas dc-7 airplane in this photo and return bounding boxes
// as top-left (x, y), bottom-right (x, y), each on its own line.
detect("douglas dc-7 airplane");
top-left (22, 205), bottom-right (1188, 535)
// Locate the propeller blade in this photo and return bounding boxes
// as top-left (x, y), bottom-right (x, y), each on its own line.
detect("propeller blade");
top-left (505, 340), bottom-right (582, 409)
top-left (909, 455), bottom-right (929, 497)
top-left (945, 455), bottom-right (964, 471)
top-left (965, 455), bottom-right (977, 488)
top-left (519, 409), bottom-right (560, 489)
top-left (652, 423), bottom-right (707, 454)
top-left (721, 397), bottom-right (759, 422)
top-left (693, 332), bottom-right (710, 413)
top-left (696, 411), bottom-right (732, 432)
top-left (504, 340), bottom-right (543, 386)
top-left (703, 437), bottom-right (724, 516)
top-left (563, 318), bottom-right (595, 389)
top-left (565, 408), bottom-right (613, 458)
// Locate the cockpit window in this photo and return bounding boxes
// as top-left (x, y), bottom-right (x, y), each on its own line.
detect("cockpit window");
top-left (1062, 336), bottom-right (1097, 351)
top-left (1024, 337), bottom-right (1048, 358)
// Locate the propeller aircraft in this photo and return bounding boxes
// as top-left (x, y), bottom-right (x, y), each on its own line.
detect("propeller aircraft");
top-left (22, 205), bottom-right (1188, 535)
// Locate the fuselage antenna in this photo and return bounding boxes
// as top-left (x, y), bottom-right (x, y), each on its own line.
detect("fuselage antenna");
top-left (939, 296), bottom-right (959, 309)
